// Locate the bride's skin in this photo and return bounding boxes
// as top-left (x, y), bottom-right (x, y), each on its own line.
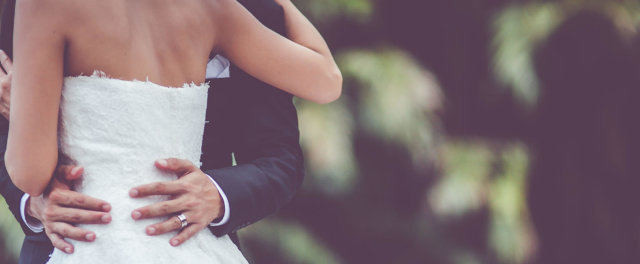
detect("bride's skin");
top-left (6, 0), bottom-right (341, 196)
top-left (4, 0), bottom-right (341, 251)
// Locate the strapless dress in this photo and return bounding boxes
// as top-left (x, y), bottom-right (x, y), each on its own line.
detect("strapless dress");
top-left (47, 72), bottom-right (247, 264)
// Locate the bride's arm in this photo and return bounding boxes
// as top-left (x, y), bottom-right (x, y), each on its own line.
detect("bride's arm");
top-left (215, 0), bottom-right (342, 104)
top-left (5, 0), bottom-right (66, 196)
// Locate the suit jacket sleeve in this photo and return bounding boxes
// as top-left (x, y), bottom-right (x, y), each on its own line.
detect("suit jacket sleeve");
top-left (201, 0), bottom-right (305, 236)
top-left (204, 82), bottom-right (304, 236)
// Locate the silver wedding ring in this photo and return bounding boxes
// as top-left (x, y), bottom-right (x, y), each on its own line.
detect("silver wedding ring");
top-left (176, 213), bottom-right (188, 229)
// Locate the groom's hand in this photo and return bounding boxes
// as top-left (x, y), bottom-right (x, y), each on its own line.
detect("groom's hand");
top-left (27, 165), bottom-right (112, 254)
top-left (0, 50), bottom-right (13, 120)
top-left (129, 158), bottom-right (224, 247)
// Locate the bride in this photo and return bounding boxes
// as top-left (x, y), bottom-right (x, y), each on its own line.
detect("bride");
top-left (5, 0), bottom-right (341, 263)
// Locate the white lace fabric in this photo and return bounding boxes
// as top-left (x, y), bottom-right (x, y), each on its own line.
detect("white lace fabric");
top-left (47, 72), bottom-right (247, 263)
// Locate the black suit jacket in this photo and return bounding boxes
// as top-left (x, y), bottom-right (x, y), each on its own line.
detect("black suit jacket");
top-left (0, 0), bottom-right (304, 263)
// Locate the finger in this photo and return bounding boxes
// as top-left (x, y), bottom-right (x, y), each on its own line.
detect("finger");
top-left (0, 50), bottom-right (10, 75)
top-left (0, 106), bottom-right (8, 120)
top-left (48, 166), bottom-right (82, 194)
top-left (48, 222), bottom-right (97, 243)
top-left (48, 232), bottom-right (74, 254)
top-left (145, 213), bottom-right (188, 236)
top-left (47, 177), bottom-right (72, 193)
top-left (155, 158), bottom-right (194, 175)
top-left (1, 96), bottom-right (9, 109)
top-left (130, 180), bottom-right (186, 197)
top-left (56, 165), bottom-right (84, 181)
top-left (132, 198), bottom-right (184, 220)
top-left (44, 207), bottom-right (111, 224)
top-left (170, 223), bottom-right (204, 247)
top-left (48, 189), bottom-right (111, 212)
top-left (1, 71), bottom-right (11, 90)
top-left (0, 50), bottom-right (12, 72)
top-left (1, 72), bottom-right (11, 112)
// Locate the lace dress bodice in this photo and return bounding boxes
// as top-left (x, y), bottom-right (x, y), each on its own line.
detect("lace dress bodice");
top-left (47, 73), bottom-right (247, 263)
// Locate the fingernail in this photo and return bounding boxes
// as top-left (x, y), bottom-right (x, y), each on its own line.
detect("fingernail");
top-left (129, 189), bottom-right (139, 197)
top-left (101, 214), bottom-right (112, 223)
top-left (132, 211), bottom-right (141, 219)
top-left (157, 159), bottom-right (168, 167)
top-left (65, 247), bottom-right (73, 254)
top-left (171, 239), bottom-right (179, 246)
top-left (70, 166), bottom-right (82, 176)
top-left (147, 227), bottom-right (156, 235)
top-left (102, 204), bottom-right (111, 212)
top-left (85, 233), bottom-right (95, 241)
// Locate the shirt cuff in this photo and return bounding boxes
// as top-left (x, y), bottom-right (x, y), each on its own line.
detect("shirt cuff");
top-left (206, 174), bottom-right (230, 227)
top-left (20, 194), bottom-right (44, 233)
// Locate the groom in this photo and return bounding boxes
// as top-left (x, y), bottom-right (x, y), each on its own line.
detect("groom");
top-left (0, 0), bottom-right (304, 263)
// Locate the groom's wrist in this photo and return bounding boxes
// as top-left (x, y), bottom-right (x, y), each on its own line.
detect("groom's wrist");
top-left (20, 194), bottom-right (45, 233)
top-left (206, 174), bottom-right (230, 226)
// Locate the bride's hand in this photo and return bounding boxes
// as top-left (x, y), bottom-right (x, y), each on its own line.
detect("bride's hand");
top-left (129, 158), bottom-right (224, 247)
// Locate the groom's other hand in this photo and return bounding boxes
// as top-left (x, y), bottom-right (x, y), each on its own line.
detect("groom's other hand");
top-left (129, 158), bottom-right (223, 247)
top-left (28, 165), bottom-right (112, 254)
top-left (0, 49), bottom-right (12, 120)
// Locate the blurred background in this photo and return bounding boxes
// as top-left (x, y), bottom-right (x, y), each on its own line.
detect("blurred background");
top-left (3, 0), bottom-right (640, 263)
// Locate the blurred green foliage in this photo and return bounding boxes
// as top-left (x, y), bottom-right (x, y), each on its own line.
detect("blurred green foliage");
top-left (492, 3), bottom-right (562, 108)
top-left (1, 196), bottom-right (24, 264)
top-left (492, 0), bottom-right (640, 108)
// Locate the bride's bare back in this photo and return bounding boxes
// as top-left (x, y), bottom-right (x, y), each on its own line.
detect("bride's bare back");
top-left (64, 0), bottom-right (219, 87)
top-left (7, 0), bottom-right (343, 195)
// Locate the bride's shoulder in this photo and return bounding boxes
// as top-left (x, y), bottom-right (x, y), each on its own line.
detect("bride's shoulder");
top-left (202, 0), bottom-right (243, 26)
top-left (16, 0), bottom-right (62, 14)
top-left (17, 0), bottom-right (82, 11)
top-left (205, 0), bottom-right (233, 13)
top-left (206, 0), bottom-right (248, 14)
top-left (16, 0), bottom-right (87, 24)
top-left (206, 0), bottom-right (259, 24)
top-left (15, 0), bottom-right (73, 31)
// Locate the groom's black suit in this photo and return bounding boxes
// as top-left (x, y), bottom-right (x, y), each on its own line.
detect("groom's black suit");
top-left (0, 0), bottom-right (304, 263)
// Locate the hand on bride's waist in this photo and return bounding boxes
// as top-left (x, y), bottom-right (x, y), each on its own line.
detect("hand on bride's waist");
top-left (129, 158), bottom-right (225, 247)
top-left (26, 165), bottom-right (112, 254)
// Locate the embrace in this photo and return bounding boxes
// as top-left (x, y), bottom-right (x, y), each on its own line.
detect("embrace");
top-left (0, 0), bottom-right (342, 263)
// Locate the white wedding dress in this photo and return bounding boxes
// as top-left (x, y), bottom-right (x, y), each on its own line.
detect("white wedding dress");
top-left (47, 72), bottom-right (248, 263)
